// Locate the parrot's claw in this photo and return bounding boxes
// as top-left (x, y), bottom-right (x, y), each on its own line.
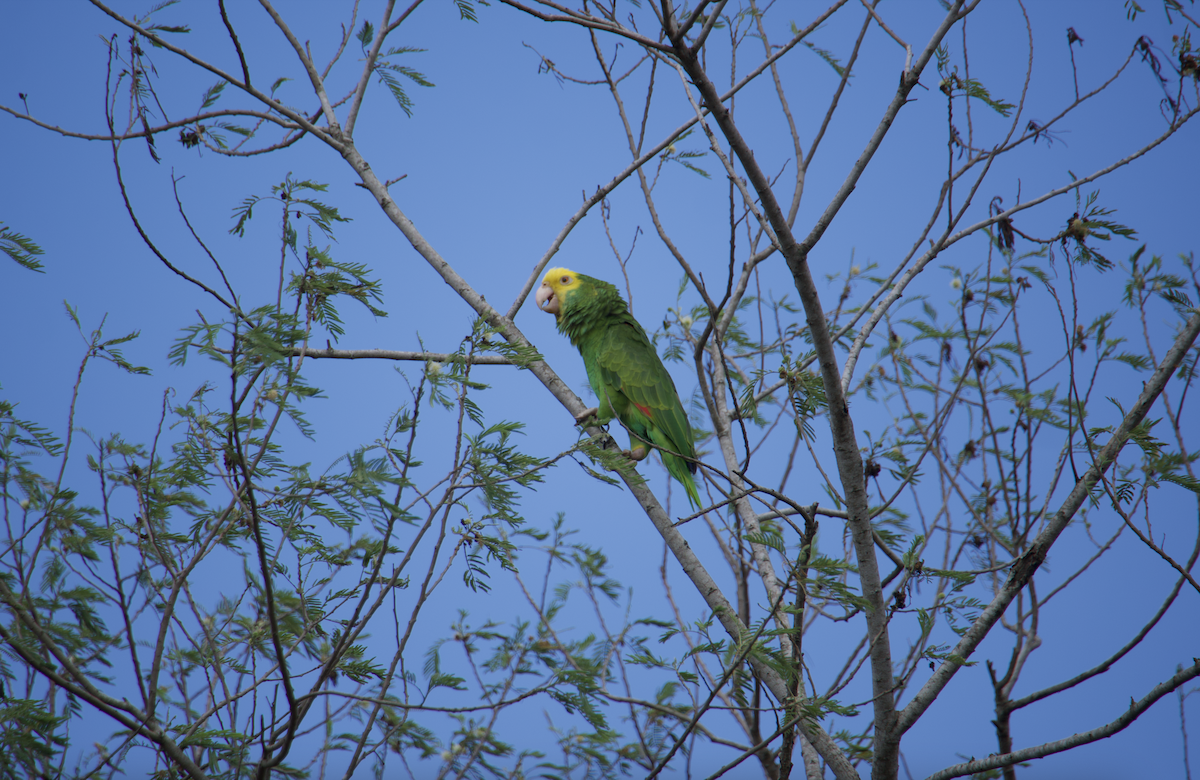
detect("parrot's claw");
top-left (624, 445), bottom-right (650, 462)
top-left (574, 407), bottom-right (600, 425)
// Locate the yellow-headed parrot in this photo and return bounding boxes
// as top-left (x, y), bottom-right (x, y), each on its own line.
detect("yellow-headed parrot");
top-left (536, 267), bottom-right (701, 508)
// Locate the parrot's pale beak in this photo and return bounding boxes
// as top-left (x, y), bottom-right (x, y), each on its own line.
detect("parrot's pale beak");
top-left (535, 282), bottom-right (559, 314)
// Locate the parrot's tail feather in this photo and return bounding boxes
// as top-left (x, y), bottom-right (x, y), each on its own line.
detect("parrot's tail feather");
top-left (682, 473), bottom-right (701, 509)
top-left (663, 451), bottom-right (702, 509)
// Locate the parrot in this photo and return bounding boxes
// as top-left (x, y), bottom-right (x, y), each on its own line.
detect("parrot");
top-left (535, 267), bottom-right (701, 508)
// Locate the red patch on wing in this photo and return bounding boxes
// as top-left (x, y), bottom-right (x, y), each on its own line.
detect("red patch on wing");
top-left (632, 401), bottom-right (652, 418)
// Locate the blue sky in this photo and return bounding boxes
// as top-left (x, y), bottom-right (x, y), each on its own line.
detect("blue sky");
top-left (2, 1), bottom-right (1198, 778)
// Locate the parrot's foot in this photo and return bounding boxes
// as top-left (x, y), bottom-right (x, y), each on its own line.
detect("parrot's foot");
top-left (574, 407), bottom-right (600, 425)
top-left (624, 445), bottom-right (650, 462)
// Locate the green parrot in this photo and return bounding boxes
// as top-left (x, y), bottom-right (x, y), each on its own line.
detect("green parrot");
top-left (535, 267), bottom-right (701, 508)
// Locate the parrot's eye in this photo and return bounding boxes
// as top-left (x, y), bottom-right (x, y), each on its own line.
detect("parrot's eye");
top-left (561, 275), bottom-right (571, 285)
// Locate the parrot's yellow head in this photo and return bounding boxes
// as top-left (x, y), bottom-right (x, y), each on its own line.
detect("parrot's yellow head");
top-left (535, 267), bottom-right (582, 316)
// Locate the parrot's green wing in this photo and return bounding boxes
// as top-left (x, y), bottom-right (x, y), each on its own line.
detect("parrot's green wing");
top-left (592, 318), bottom-right (695, 467)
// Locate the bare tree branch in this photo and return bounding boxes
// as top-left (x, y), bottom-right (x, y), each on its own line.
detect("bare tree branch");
top-left (899, 309), bottom-right (1200, 734)
top-left (923, 660), bottom-right (1200, 780)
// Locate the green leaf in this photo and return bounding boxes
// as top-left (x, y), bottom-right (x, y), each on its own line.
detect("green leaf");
top-left (356, 20), bottom-right (375, 47)
top-left (1160, 471), bottom-right (1200, 495)
top-left (1, 223), bottom-right (45, 272)
top-left (961, 77), bottom-right (1014, 116)
top-left (200, 81), bottom-right (226, 109)
top-left (453, 0), bottom-right (485, 22)
top-left (797, 30), bottom-right (845, 77)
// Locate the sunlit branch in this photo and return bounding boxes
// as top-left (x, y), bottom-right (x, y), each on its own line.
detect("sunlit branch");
top-left (257, 0), bottom-right (341, 135)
